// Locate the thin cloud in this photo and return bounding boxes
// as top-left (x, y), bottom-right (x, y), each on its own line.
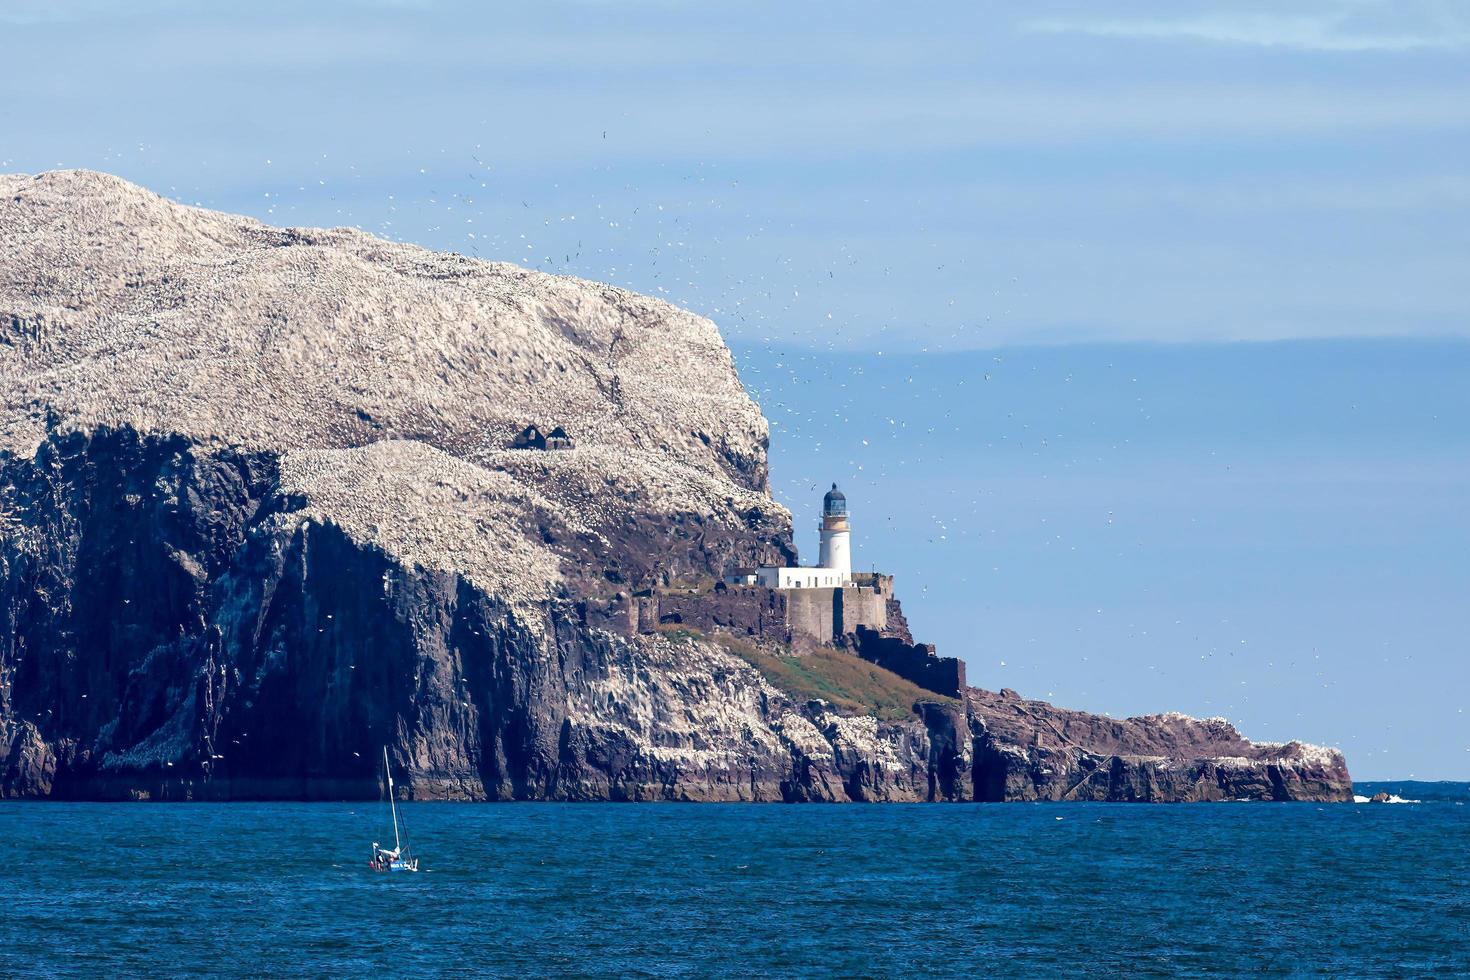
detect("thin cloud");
top-left (1024, 9), bottom-right (1470, 53)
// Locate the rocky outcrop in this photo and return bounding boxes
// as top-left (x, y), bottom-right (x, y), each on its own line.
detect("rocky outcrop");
top-left (967, 688), bottom-right (1352, 802)
top-left (0, 171), bottom-right (1351, 802)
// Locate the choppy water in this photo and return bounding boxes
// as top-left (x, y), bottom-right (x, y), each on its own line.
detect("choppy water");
top-left (3, 798), bottom-right (1468, 977)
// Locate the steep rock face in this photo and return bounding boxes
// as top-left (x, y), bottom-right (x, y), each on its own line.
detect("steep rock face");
top-left (0, 397), bottom-right (954, 803)
top-left (0, 171), bottom-right (1350, 802)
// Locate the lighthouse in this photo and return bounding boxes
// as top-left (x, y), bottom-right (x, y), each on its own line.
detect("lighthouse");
top-left (818, 483), bottom-right (851, 577)
top-left (729, 483), bottom-right (858, 590)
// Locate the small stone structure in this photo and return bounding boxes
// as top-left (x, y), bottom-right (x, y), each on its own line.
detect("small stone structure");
top-left (512, 424), bottom-right (575, 451)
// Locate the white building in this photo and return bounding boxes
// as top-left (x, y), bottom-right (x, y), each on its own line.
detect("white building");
top-left (728, 484), bottom-right (853, 589)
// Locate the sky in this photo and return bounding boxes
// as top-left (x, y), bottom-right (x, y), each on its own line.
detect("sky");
top-left (2, 0), bottom-right (1466, 778)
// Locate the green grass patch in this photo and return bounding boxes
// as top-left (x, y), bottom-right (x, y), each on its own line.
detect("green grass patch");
top-left (708, 633), bottom-right (955, 721)
top-left (660, 575), bottom-right (717, 595)
top-left (655, 626), bottom-right (705, 643)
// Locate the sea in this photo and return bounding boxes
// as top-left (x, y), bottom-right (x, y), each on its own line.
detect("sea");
top-left (3, 785), bottom-right (1467, 978)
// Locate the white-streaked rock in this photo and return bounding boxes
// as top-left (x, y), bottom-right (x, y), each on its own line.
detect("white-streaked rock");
top-left (0, 169), bottom-right (786, 603)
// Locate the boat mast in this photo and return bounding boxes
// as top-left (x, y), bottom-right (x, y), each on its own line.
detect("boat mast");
top-left (384, 745), bottom-right (401, 852)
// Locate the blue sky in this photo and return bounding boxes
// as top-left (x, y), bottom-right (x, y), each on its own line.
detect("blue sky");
top-left (3, 0), bottom-right (1466, 777)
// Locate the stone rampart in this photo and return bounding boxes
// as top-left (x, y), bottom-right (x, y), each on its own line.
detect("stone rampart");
top-left (784, 588), bottom-right (836, 645)
top-left (651, 587), bottom-right (793, 645)
top-left (852, 625), bottom-right (967, 699)
top-left (835, 586), bottom-right (887, 636)
top-left (630, 580), bottom-right (908, 656)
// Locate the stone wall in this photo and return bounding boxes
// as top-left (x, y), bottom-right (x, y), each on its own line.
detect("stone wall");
top-left (785, 588), bottom-right (837, 646)
top-left (651, 587), bottom-right (792, 645)
top-left (852, 625), bottom-right (967, 699)
top-left (581, 595), bottom-right (637, 636)
top-left (851, 572), bottom-right (894, 595)
top-left (626, 581), bottom-right (898, 652)
top-left (835, 586), bottom-right (887, 636)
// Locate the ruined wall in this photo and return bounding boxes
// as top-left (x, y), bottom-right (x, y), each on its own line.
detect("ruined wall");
top-left (581, 595), bottom-right (637, 637)
top-left (651, 588), bottom-right (792, 645)
top-left (851, 572), bottom-right (894, 595)
top-left (882, 597), bottom-right (913, 645)
top-left (852, 626), bottom-right (967, 699)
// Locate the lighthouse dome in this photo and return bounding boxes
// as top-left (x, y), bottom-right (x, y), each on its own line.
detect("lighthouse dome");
top-left (822, 483), bottom-right (847, 517)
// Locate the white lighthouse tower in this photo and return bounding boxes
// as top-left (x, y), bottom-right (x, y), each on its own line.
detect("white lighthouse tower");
top-left (731, 483), bottom-right (859, 590)
top-left (818, 483), bottom-right (852, 579)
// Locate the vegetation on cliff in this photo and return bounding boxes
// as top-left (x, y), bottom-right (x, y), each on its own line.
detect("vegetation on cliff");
top-left (699, 630), bottom-right (956, 721)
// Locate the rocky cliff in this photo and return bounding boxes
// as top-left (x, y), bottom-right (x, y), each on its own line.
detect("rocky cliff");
top-left (0, 171), bottom-right (1350, 802)
top-left (967, 689), bottom-right (1351, 802)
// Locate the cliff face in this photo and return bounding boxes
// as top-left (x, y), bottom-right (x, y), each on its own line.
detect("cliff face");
top-left (0, 425), bottom-right (969, 801)
top-left (0, 171), bottom-right (1350, 802)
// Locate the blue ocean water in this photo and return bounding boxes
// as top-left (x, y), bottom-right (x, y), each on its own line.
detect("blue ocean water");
top-left (3, 800), bottom-right (1467, 977)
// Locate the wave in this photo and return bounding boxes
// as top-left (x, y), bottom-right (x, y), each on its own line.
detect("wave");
top-left (1354, 780), bottom-right (1469, 803)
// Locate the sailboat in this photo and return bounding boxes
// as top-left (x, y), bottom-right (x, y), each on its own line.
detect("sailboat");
top-left (370, 746), bottom-right (419, 873)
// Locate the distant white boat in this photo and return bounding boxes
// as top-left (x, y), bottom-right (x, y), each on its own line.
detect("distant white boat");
top-left (370, 746), bottom-right (419, 873)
